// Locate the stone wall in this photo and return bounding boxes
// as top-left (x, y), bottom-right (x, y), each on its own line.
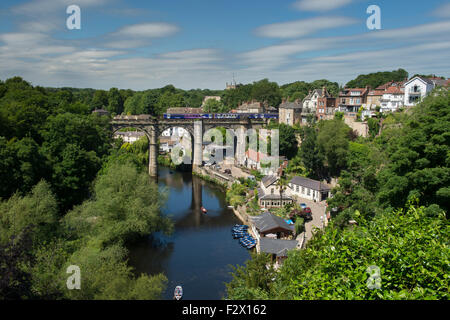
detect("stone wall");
top-left (344, 115), bottom-right (369, 137)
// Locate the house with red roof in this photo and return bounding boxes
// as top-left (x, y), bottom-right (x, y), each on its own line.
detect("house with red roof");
top-left (338, 87), bottom-right (369, 113)
top-left (379, 85), bottom-right (405, 113)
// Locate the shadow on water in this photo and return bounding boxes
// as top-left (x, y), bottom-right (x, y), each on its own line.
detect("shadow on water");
top-left (127, 166), bottom-right (250, 300)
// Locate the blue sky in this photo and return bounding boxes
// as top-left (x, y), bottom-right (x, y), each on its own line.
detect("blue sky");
top-left (0, 0), bottom-right (449, 90)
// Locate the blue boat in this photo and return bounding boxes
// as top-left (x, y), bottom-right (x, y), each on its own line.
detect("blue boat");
top-left (232, 224), bottom-right (248, 229)
top-left (232, 225), bottom-right (249, 232)
top-left (232, 232), bottom-right (249, 239)
top-left (239, 235), bottom-right (256, 249)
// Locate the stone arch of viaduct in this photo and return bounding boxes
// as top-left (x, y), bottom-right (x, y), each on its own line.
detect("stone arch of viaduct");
top-left (111, 115), bottom-right (268, 177)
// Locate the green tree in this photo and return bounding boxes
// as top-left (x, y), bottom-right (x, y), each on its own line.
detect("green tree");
top-left (300, 126), bottom-right (324, 179)
top-left (278, 123), bottom-right (298, 159)
top-left (107, 87), bottom-right (124, 115)
top-left (251, 79), bottom-right (282, 107)
top-left (91, 90), bottom-right (108, 110)
top-left (346, 68), bottom-right (408, 89)
top-left (226, 252), bottom-right (276, 300)
top-left (317, 119), bottom-right (352, 176)
top-left (227, 202), bottom-right (449, 300)
top-left (203, 99), bottom-right (227, 113)
top-left (0, 180), bottom-right (58, 245)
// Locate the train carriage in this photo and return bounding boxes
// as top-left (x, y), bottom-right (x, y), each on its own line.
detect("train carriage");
top-left (163, 113), bottom-right (279, 120)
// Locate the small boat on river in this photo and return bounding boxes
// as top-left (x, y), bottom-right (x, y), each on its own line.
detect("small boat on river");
top-left (201, 206), bottom-right (207, 214)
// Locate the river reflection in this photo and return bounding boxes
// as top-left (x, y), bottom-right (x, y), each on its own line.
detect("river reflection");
top-left (128, 167), bottom-right (250, 300)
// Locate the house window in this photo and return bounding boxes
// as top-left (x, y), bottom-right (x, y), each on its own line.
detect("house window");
top-left (307, 189), bottom-right (310, 196)
top-left (271, 188), bottom-right (274, 194)
top-left (302, 187), bottom-right (305, 194)
top-left (296, 185), bottom-right (299, 192)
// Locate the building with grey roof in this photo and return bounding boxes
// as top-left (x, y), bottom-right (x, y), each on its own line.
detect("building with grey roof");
top-left (289, 176), bottom-right (332, 202)
top-left (250, 211), bottom-right (294, 238)
top-left (278, 100), bottom-right (303, 126)
top-left (258, 175), bottom-right (293, 208)
top-left (258, 237), bottom-right (298, 258)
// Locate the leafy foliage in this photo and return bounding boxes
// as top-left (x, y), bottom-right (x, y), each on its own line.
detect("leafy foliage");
top-left (227, 202), bottom-right (449, 300)
top-left (280, 79), bottom-right (339, 101)
top-left (0, 76), bottom-right (174, 300)
top-left (346, 68), bottom-right (408, 89)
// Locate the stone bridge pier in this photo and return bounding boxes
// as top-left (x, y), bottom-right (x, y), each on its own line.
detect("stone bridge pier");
top-left (193, 120), bottom-right (203, 170)
top-left (147, 126), bottom-right (158, 177)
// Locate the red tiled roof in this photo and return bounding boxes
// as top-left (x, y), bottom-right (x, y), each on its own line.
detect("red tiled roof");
top-left (339, 88), bottom-right (368, 97)
top-left (383, 86), bottom-right (403, 94)
top-left (368, 90), bottom-right (385, 96)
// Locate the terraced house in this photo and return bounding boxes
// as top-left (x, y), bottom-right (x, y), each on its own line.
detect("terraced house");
top-left (338, 87), bottom-right (369, 114)
top-left (316, 87), bottom-right (336, 120)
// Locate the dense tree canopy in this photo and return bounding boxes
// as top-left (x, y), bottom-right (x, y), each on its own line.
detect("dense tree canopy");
top-left (227, 202), bottom-right (449, 300)
top-left (203, 98), bottom-right (228, 113)
top-left (0, 76), bottom-right (174, 300)
top-left (345, 68), bottom-right (409, 89)
top-left (280, 79), bottom-right (340, 101)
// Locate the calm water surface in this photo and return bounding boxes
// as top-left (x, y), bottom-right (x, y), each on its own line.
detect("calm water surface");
top-left (128, 167), bottom-right (250, 300)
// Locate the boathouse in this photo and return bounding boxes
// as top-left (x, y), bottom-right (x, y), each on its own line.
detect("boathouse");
top-left (250, 211), bottom-right (294, 239)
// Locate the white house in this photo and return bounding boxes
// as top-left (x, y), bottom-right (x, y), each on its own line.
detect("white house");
top-left (380, 86), bottom-right (404, 113)
top-left (258, 175), bottom-right (293, 208)
top-left (288, 176), bottom-right (331, 202)
top-left (114, 131), bottom-right (146, 143)
top-left (404, 76), bottom-right (435, 107)
top-left (302, 89), bottom-right (322, 112)
top-left (159, 136), bottom-right (177, 153)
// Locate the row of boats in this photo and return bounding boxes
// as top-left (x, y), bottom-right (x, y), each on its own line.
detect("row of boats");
top-left (231, 224), bottom-right (256, 249)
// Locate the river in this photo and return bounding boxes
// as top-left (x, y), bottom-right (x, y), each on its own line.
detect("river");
top-left (128, 166), bottom-right (251, 300)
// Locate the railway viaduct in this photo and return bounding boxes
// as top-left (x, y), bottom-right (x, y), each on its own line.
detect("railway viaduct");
top-left (110, 115), bottom-right (271, 177)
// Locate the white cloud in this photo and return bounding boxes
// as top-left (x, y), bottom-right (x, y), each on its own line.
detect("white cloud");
top-left (103, 22), bottom-right (179, 48)
top-left (111, 23), bottom-right (179, 38)
top-left (293, 0), bottom-right (354, 12)
top-left (255, 16), bottom-right (358, 39)
top-left (0, 0), bottom-right (449, 90)
top-left (367, 21), bottom-right (450, 39)
top-left (103, 39), bottom-right (152, 49)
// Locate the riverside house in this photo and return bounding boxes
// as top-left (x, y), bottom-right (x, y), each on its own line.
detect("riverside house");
top-left (250, 211), bottom-right (295, 239)
top-left (257, 175), bottom-right (293, 208)
top-left (288, 176), bottom-right (331, 202)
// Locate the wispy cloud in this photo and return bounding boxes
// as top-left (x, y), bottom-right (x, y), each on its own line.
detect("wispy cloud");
top-left (293, 0), bottom-right (354, 12)
top-left (255, 16), bottom-right (358, 39)
top-left (239, 20), bottom-right (450, 82)
top-left (111, 23), bottom-right (179, 38)
top-left (0, 0), bottom-right (448, 90)
top-left (104, 22), bottom-right (180, 48)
